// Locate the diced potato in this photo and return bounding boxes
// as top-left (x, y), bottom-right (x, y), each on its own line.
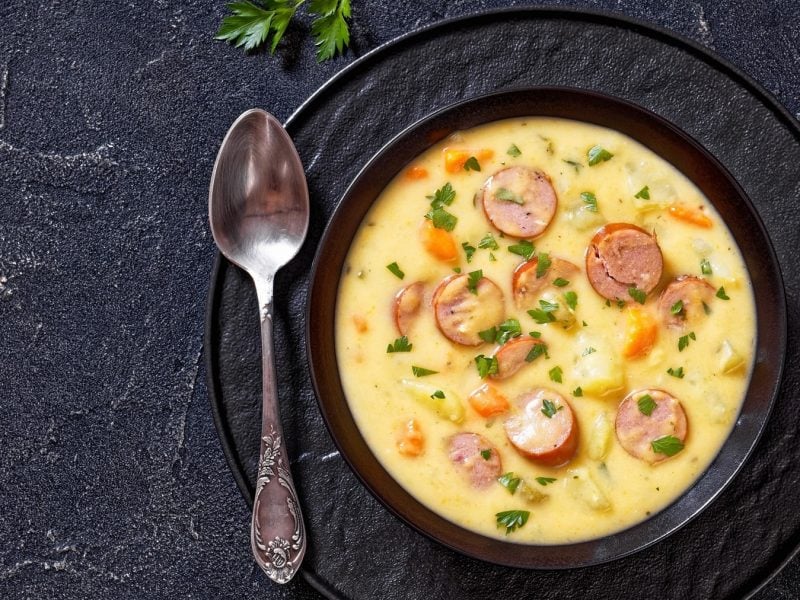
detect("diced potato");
top-left (400, 379), bottom-right (465, 423)
top-left (571, 333), bottom-right (624, 396)
top-left (717, 339), bottom-right (745, 374)
top-left (587, 412), bottom-right (613, 460)
top-left (567, 468), bottom-right (611, 512)
top-left (692, 238), bottom-right (713, 256)
top-left (518, 481), bottom-right (547, 504)
top-left (566, 204), bottom-right (605, 231)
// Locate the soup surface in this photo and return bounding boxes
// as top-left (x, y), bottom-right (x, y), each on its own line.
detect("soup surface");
top-left (335, 117), bottom-right (754, 544)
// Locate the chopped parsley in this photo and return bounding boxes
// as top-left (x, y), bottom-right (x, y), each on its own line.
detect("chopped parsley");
top-left (651, 435), bottom-right (684, 457)
top-left (528, 299), bottom-right (558, 324)
top-left (678, 331), bottom-right (696, 352)
top-left (702, 301), bottom-right (711, 315)
top-left (563, 159), bottom-right (582, 172)
top-left (464, 156), bottom-right (481, 172)
top-left (628, 286), bottom-right (647, 304)
top-left (467, 269), bottom-right (482, 295)
top-left (475, 354), bottom-right (499, 378)
top-left (587, 145), bottom-right (614, 166)
top-left (386, 336), bottom-right (412, 353)
top-left (541, 399), bottom-right (563, 418)
top-left (426, 182), bottom-right (455, 208)
top-left (667, 366), bottom-right (685, 379)
top-left (508, 240), bottom-right (535, 260)
top-left (496, 509), bottom-right (530, 534)
top-left (411, 366), bottom-right (438, 377)
top-left (462, 242), bottom-right (476, 262)
top-left (536, 252), bottom-right (552, 278)
top-left (716, 286), bottom-right (730, 300)
top-left (498, 472), bottom-right (521, 494)
top-left (670, 299), bottom-right (684, 316)
top-left (507, 144), bottom-right (522, 157)
top-left (430, 390), bottom-right (445, 399)
top-left (582, 347), bottom-right (597, 356)
top-left (425, 206), bottom-right (457, 231)
top-left (478, 327), bottom-right (497, 343)
top-left (549, 366), bottom-right (563, 383)
top-left (525, 342), bottom-right (548, 362)
top-left (530, 330), bottom-right (542, 338)
top-left (480, 448), bottom-right (492, 460)
top-left (573, 386), bottom-right (583, 397)
top-left (581, 191), bottom-right (598, 212)
top-left (634, 186), bottom-right (650, 200)
top-left (386, 262), bottom-right (404, 279)
top-left (564, 290), bottom-right (578, 311)
top-left (701, 258), bottom-right (712, 275)
top-left (552, 277), bottom-right (569, 287)
top-left (637, 394), bottom-right (656, 416)
top-left (535, 477), bottom-right (557, 486)
top-left (495, 187), bottom-right (524, 205)
top-left (496, 318), bottom-right (522, 344)
top-left (478, 232), bottom-right (499, 250)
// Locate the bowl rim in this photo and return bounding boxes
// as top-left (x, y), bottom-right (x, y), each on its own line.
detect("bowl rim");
top-left (305, 86), bottom-right (787, 569)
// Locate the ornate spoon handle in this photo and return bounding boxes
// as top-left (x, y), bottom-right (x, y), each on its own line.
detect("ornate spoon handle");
top-left (250, 294), bottom-right (306, 583)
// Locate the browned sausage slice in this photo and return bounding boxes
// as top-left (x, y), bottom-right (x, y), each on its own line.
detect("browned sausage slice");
top-left (586, 223), bottom-right (663, 302)
top-left (480, 166), bottom-right (557, 238)
top-left (491, 337), bottom-right (547, 380)
top-left (658, 276), bottom-right (715, 329)
top-left (432, 273), bottom-right (505, 346)
top-left (615, 389), bottom-right (687, 464)
top-left (512, 256), bottom-right (580, 308)
top-left (504, 389), bottom-right (578, 467)
top-left (393, 282), bottom-right (425, 336)
top-left (447, 432), bottom-right (503, 489)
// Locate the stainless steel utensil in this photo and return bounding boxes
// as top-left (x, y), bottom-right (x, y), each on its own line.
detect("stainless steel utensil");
top-left (208, 109), bottom-right (308, 583)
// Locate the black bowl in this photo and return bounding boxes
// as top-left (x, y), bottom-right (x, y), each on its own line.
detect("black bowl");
top-left (306, 87), bottom-right (786, 569)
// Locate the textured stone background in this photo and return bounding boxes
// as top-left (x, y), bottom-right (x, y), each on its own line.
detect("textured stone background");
top-left (0, 1), bottom-right (797, 599)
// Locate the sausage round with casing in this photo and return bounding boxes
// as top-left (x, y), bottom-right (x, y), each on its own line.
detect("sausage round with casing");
top-left (447, 432), bottom-right (503, 489)
top-left (615, 389), bottom-right (687, 464)
top-left (479, 166), bottom-right (557, 238)
top-left (432, 273), bottom-right (504, 346)
top-left (504, 389), bottom-right (578, 467)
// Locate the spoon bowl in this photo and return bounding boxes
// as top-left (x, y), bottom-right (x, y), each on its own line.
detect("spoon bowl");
top-left (209, 109), bottom-right (309, 583)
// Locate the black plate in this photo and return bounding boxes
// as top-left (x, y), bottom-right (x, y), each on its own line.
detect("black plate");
top-left (306, 86), bottom-right (786, 569)
top-left (205, 8), bottom-right (800, 599)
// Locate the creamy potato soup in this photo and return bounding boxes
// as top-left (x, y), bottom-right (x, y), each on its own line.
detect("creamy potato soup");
top-left (335, 117), bottom-right (755, 544)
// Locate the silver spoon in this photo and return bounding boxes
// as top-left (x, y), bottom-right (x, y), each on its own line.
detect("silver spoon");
top-left (208, 109), bottom-right (308, 583)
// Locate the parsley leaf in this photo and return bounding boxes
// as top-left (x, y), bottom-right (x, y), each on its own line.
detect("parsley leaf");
top-left (582, 347), bottom-right (596, 356)
top-left (387, 336), bottom-right (412, 353)
top-left (587, 145), bottom-right (614, 166)
top-left (634, 186), bottom-right (650, 200)
top-left (462, 242), bottom-right (476, 262)
top-left (496, 509), bottom-right (530, 534)
top-left (496, 319), bottom-right (522, 345)
top-left (478, 233), bottom-right (499, 250)
top-left (581, 191), bottom-right (598, 212)
top-left (667, 366), bottom-right (685, 378)
top-left (216, 0), bottom-right (299, 53)
top-left (701, 258), bottom-right (712, 275)
top-left (670, 299), bottom-right (684, 316)
top-left (498, 472), bottom-right (521, 494)
top-left (528, 299), bottom-right (558, 324)
top-left (309, 0), bottom-right (352, 62)
top-left (427, 182), bottom-right (456, 208)
top-left (637, 394), bottom-right (656, 416)
top-left (564, 290), bottom-right (578, 311)
top-left (478, 327), bottom-right (497, 343)
top-left (480, 448), bottom-right (492, 460)
top-left (678, 332), bottom-right (695, 352)
top-left (525, 342), bottom-right (547, 362)
top-left (386, 262), bottom-right (404, 279)
top-left (535, 477), bottom-right (557, 486)
top-left (552, 277), bottom-right (569, 287)
top-left (467, 270), bottom-right (482, 295)
top-left (464, 156), bottom-right (481, 171)
top-left (651, 435), bottom-right (684, 457)
top-left (495, 187), bottom-right (524, 205)
top-left (536, 252), bottom-right (551, 278)
top-left (573, 386), bottom-right (583, 397)
top-left (716, 286), bottom-right (730, 300)
top-left (541, 399), bottom-right (563, 418)
top-left (507, 144), bottom-right (522, 157)
top-left (508, 240), bottom-right (535, 260)
top-left (474, 354), bottom-right (499, 378)
top-left (563, 159), bottom-right (582, 172)
top-left (628, 286), bottom-right (647, 304)
top-left (430, 390), bottom-right (445, 399)
top-left (548, 366), bottom-right (563, 383)
top-left (425, 207), bottom-right (457, 231)
top-left (411, 366), bottom-right (438, 377)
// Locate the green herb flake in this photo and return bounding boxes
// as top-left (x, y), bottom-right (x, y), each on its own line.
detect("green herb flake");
top-left (541, 399), bottom-right (563, 418)
top-left (508, 240), bottom-right (535, 260)
top-left (582, 347), bottom-right (597, 356)
top-left (536, 252), bottom-right (552, 278)
top-left (387, 336), bottom-right (412, 353)
top-left (430, 390), bottom-right (445, 400)
top-left (495, 509), bottom-right (530, 534)
top-left (702, 301), bottom-right (711, 315)
top-left (480, 448), bottom-right (492, 460)
top-left (495, 187), bottom-right (524, 205)
top-left (634, 186), bottom-right (650, 200)
top-left (564, 290), bottom-right (578, 311)
top-left (386, 262), bottom-right (404, 279)
top-left (701, 258), bottom-right (712, 275)
top-left (425, 206), bottom-right (458, 231)
top-left (548, 366), bottom-right (563, 383)
top-left (411, 365), bottom-right (438, 377)
top-left (637, 394), bottom-right (656, 416)
top-left (667, 366), bottom-right (685, 379)
top-left (498, 472), bottom-right (521, 494)
top-left (651, 435), bottom-right (684, 457)
top-left (426, 182), bottom-right (455, 208)
top-left (464, 156), bottom-right (481, 172)
top-left (478, 233), bottom-right (499, 250)
top-left (467, 269), bottom-right (483, 295)
top-left (573, 386), bottom-right (583, 397)
top-left (496, 318), bottom-right (523, 345)
top-left (475, 354), bottom-right (499, 379)
top-left (580, 191), bottom-right (598, 212)
top-left (478, 327), bottom-right (497, 344)
top-left (453, 267), bottom-right (462, 273)
top-left (563, 159), bottom-right (582, 172)
top-left (587, 145), bottom-right (614, 166)
top-left (489, 252), bottom-right (496, 262)
top-left (535, 477), bottom-right (557, 486)
top-left (716, 286), bottom-right (730, 300)
top-left (528, 299), bottom-right (558, 324)
top-left (530, 331), bottom-right (542, 338)
top-left (628, 286), bottom-right (647, 304)
top-left (462, 242), bottom-right (476, 263)
top-left (670, 299), bottom-right (684, 316)
top-left (525, 342), bottom-right (548, 362)
top-left (507, 144), bottom-right (522, 158)
top-left (678, 332), bottom-right (696, 352)
top-left (552, 277), bottom-right (569, 287)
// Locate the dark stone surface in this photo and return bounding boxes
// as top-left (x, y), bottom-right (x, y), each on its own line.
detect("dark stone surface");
top-left (0, 1), bottom-right (797, 599)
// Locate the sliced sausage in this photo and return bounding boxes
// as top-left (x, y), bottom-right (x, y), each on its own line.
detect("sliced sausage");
top-left (586, 223), bottom-right (663, 302)
top-left (512, 256), bottom-right (579, 308)
top-left (504, 389), bottom-right (578, 467)
top-left (615, 389), bottom-right (687, 464)
top-left (447, 432), bottom-right (503, 489)
top-left (393, 282), bottom-right (425, 336)
top-left (658, 276), bottom-right (715, 329)
top-left (479, 166), bottom-right (557, 238)
top-left (432, 273), bottom-right (505, 346)
top-left (491, 336), bottom-right (547, 380)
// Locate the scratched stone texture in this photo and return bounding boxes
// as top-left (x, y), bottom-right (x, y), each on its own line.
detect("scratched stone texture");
top-left (0, 1), bottom-right (797, 599)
